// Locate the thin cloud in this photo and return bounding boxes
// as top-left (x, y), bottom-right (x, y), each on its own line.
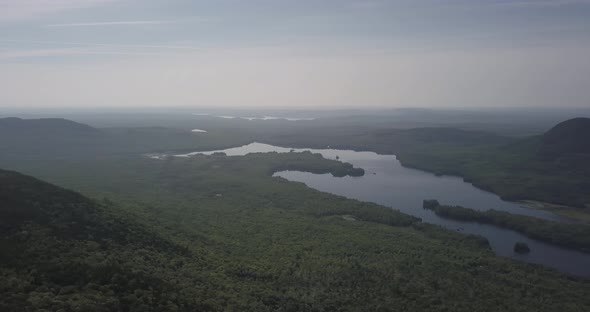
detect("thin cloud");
top-left (0, 0), bottom-right (117, 22)
top-left (346, 1), bottom-right (383, 9)
top-left (45, 20), bottom-right (177, 27)
top-left (0, 47), bottom-right (181, 59)
top-left (492, 0), bottom-right (590, 7)
top-left (0, 47), bottom-right (87, 59)
top-left (0, 39), bottom-right (207, 51)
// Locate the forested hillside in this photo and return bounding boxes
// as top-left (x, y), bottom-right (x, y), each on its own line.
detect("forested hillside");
top-left (539, 117), bottom-right (590, 156)
top-left (0, 169), bottom-right (205, 311)
top-left (2, 151), bottom-right (590, 311)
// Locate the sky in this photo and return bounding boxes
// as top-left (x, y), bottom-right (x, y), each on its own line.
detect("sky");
top-left (0, 0), bottom-right (589, 109)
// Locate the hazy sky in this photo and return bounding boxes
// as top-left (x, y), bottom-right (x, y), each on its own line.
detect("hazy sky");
top-left (1, 0), bottom-right (589, 109)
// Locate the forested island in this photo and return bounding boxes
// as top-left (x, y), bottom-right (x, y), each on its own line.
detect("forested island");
top-left (267, 151), bottom-right (365, 177)
top-left (423, 200), bottom-right (590, 253)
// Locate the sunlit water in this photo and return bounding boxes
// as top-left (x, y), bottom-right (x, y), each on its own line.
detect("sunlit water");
top-left (178, 142), bottom-right (590, 276)
top-left (191, 113), bottom-right (315, 121)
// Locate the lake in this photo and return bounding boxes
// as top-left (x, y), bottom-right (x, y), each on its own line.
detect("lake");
top-left (181, 142), bottom-right (590, 276)
top-left (191, 113), bottom-right (315, 121)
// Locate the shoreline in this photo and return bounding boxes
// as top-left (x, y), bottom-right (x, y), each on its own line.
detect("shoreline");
top-left (519, 200), bottom-right (590, 224)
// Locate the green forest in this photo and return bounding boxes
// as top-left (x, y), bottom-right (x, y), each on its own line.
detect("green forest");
top-left (2, 150), bottom-right (590, 311)
top-left (1, 116), bottom-right (590, 311)
top-left (423, 200), bottom-right (590, 253)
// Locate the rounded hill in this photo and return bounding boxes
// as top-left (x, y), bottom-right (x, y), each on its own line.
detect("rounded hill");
top-left (0, 117), bottom-right (97, 134)
top-left (540, 117), bottom-right (590, 156)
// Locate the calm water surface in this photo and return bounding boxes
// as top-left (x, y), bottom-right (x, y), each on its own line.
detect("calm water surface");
top-left (181, 143), bottom-right (590, 276)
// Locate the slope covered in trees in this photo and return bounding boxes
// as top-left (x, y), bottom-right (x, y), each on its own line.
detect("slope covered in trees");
top-left (2, 150), bottom-right (590, 311)
top-left (0, 169), bottom-right (209, 311)
top-left (539, 117), bottom-right (590, 156)
top-left (0, 117), bottom-right (98, 135)
top-left (2, 116), bottom-right (590, 310)
top-left (0, 118), bottom-right (254, 174)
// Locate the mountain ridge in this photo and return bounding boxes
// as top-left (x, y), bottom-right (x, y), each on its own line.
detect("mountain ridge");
top-left (539, 117), bottom-right (590, 157)
top-left (0, 117), bottom-right (99, 135)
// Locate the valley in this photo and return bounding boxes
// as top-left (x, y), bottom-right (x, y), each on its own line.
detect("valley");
top-left (1, 113), bottom-right (590, 311)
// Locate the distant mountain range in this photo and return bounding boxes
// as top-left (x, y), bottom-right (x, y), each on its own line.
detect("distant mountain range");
top-left (0, 117), bottom-right (99, 135)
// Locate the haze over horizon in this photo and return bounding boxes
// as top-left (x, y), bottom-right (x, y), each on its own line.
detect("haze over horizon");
top-left (1, 0), bottom-right (589, 109)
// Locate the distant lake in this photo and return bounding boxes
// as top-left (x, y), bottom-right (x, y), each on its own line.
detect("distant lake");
top-left (191, 113), bottom-right (315, 121)
top-left (180, 142), bottom-right (590, 276)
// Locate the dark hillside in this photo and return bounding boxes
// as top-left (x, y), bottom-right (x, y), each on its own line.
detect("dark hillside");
top-left (539, 117), bottom-right (590, 157)
top-left (0, 169), bottom-right (97, 232)
top-left (0, 117), bottom-right (253, 167)
top-left (0, 117), bottom-right (99, 135)
top-left (0, 117), bottom-right (103, 160)
top-left (0, 169), bottom-right (203, 311)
